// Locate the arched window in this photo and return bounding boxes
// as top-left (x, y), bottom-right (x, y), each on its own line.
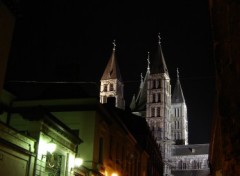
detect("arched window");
top-left (151, 107), bottom-right (155, 117)
top-left (110, 83), bottom-right (114, 91)
top-left (157, 107), bottom-right (160, 117)
top-left (178, 160), bottom-right (182, 169)
top-left (103, 84), bottom-right (108, 92)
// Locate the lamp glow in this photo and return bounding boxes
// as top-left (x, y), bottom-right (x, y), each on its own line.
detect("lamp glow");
top-left (46, 143), bottom-right (56, 153)
top-left (74, 158), bottom-right (83, 167)
top-left (112, 173), bottom-right (118, 176)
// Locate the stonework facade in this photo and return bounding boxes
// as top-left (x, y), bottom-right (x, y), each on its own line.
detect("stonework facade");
top-left (100, 41), bottom-right (125, 109)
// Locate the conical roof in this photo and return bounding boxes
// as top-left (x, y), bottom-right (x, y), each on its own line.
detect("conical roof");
top-left (131, 53), bottom-right (150, 111)
top-left (151, 34), bottom-right (169, 75)
top-left (172, 69), bottom-right (185, 103)
top-left (101, 41), bottom-right (123, 81)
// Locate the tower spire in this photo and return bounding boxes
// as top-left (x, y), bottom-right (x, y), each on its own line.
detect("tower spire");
top-left (172, 68), bottom-right (185, 103)
top-left (147, 51), bottom-right (150, 72)
top-left (177, 67), bottom-right (179, 79)
top-left (150, 33), bottom-right (169, 75)
top-left (113, 39), bottom-right (116, 50)
top-left (158, 33), bottom-right (161, 45)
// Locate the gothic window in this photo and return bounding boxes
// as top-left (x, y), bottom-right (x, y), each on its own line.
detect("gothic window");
top-left (183, 163), bottom-right (186, 169)
top-left (192, 160), bottom-right (197, 169)
top-left (156, 79), bottom-right (160, 88)
top-left (152, 94), bottom-right (155, 103)
top-left (178, 160), bottom-right (183, 169)
top-left (151, 107), bottom-right (155, 117)
top-left (152, 80), bottom-right (156, 88)
top-left (110, 83), bottom-right (114, 91)
top-left (157, 107), bottom-right (160, 117)
top-left (104, 84), bottom-right (108, 92)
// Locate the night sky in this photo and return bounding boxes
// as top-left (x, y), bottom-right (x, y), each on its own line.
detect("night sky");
top-left (6, 1), bottom-right (215, 144)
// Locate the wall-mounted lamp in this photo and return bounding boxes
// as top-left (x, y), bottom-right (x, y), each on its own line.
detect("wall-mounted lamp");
top-left (46, 142), bottom-right (56, 154)
top-left (111, 173), bottom-right (118, 176)
top-left (74, 158), bottom-right (83, 167)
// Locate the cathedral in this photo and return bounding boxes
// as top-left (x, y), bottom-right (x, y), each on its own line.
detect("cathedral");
top-left (99, 34), bottom-right (210, 176)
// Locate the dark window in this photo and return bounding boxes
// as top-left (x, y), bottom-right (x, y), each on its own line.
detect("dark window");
top-left (151, 107), bottom-right (155, 117)
top-left (104, 84), bottom-right (108, 92)
top-left (110, 84), bottom-right (114, 91)
top-left (152, 80), bottom-right (155, 88)
top-left (157, 107), bottom-right (160, 117)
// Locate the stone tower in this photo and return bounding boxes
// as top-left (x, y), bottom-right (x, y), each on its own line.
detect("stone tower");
top-left (171, 68), bottom-right (188, 145)
top-left (146, 34), bottom-right (172, 175)
top-left (100, 40), bottom-right (125, 109)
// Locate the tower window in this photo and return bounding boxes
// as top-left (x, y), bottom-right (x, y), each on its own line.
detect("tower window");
top-left (151, 107), bottom-right (155, 117)
top-left (152, 80), bottom-right (156, 88)
top-left (104, 84), bottom-right (108, 92)
top-left (157, 107), bottom-right (160, 117)
top-left (110, 83), bottom-right (114, 91)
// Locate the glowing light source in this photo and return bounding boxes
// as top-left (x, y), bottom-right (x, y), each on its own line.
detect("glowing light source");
top-left (46, 142), bottom-right (56, 153)
top-left (111, 173), bottom-right (118, 176)
top-left (74, 158), bottom-right (83, 167)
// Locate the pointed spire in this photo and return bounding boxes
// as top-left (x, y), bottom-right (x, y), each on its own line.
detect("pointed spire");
top-left (158, 33), bottom-right (161, 45)
top-left (147, 51), bottom-right (150, 72)
top-left (172, 68), bottom-right (185, 103)
top-left (150, 33), bottom-right (169, 75)
top-left (113, 39), bottom-right (116, 50)
top-left (101, 40), bottom-right (122, 81)
top-left (177, 67), bottom-right (179, 79)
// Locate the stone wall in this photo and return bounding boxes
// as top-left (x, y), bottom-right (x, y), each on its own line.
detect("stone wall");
top-left (209, 0), bottom-right (240, 175)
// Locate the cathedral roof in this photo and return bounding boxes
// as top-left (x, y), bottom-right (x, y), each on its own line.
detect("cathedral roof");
top-left (172, 69), bottom-right (185, 103)
top-left (150, 34), bottom-right (169, 75)
top-left (101, 41), bottom-right (123, 82)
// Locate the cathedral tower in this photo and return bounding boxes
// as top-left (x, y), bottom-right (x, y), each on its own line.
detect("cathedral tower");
top-left (146, 34), bottom-right (172, 175)
top-left (171, 68), bottom-right (188, 145)
top-left (130, 52), bottom-right (150, 117)
top-left (100, 40), bottom-right (125, 109)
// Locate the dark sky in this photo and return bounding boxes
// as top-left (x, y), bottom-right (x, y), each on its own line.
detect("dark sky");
top-left (6, 0), bottom-right (215, 144)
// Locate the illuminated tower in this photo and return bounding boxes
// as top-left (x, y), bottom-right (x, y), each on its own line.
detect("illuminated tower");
top-left (146, 34), bottom-right (172, 175)
top-left (100, 40), bottom-right (125, 109)
top-left (130, 52), bottom-right (150, 117)
top-left (171, 68), bottom-right (188, 145)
